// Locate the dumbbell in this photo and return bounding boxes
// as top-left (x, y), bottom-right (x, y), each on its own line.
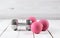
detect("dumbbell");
top-left (11, 16), bottom-right (36, 31)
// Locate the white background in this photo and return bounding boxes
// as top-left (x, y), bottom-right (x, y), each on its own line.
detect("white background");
top-left (0, 0), bottom-right (60, 19)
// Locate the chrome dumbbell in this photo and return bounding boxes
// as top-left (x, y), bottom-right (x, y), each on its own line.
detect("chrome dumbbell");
top-left (12, 19), bottom-right (32, 31)
top-left (11, 16), bottom-right (36, 31)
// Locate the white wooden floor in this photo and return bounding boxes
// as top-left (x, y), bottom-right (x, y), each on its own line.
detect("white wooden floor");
top-left (0, 19), bottom-right (60, 38)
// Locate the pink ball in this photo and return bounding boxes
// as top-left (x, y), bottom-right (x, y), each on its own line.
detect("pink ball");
top-left (39, 19), bottom-right (49, 31)
top-left (27, 16), bottom-right (36, 28)
top-left (28, 16), bottom-right (36, 22)
top-left (31, 22), bottom-right (43, 34)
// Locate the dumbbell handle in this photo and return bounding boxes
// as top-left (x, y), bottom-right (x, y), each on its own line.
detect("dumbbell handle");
top-left (18, 23), bottom-right (26, 25)
top-left (19, 19), bottom-right (32, 25)
top-left (13, 28), bottom-right (31, 31)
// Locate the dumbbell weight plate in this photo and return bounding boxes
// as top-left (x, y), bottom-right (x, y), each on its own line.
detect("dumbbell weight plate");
top-left (12, 19), bottom-right (18, 31)
top-left (12, 19), bottom-right (18, 25)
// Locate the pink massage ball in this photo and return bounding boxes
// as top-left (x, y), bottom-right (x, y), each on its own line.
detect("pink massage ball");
top-left (28, 16), bottom-right (36, 22)
top-left (39, 19), bottom-right (49, 31)
top-left (31, 21), bottom-right (43, 34)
